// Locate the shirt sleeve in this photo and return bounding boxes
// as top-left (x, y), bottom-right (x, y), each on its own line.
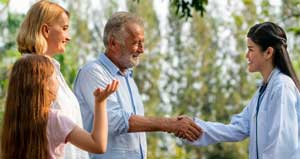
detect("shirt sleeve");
top-left (74, 65), bottom-right (132, 135)
top-left (262, 84), bottom-right (298, 159)
top-left (190, 104), bottom-right (251, 146)
top-left (50, 110), bottom-right (77, 144)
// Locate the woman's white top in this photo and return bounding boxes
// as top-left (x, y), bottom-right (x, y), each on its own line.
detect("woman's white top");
top-left (51, 59), bottom-right (89, 159)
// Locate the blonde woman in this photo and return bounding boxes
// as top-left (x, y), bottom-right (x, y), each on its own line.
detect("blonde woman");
top-left (16, 1), bottom-right (89, 158)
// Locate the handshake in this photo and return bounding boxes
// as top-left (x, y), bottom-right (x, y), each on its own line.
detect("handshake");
top-left (165, 116), bottom-right (203, 142)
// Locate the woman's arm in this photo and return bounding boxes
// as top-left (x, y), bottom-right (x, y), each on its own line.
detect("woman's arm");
top-left (188, 104), bottom-right (251, 146)
top-left (66, 80), bottom-right (119, 153)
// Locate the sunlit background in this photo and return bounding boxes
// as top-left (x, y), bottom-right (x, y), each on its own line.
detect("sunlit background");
top-left (1, 0), bottom-right (300, 158)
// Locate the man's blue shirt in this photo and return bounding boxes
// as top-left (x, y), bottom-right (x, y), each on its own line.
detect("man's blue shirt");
top-left (74, 53), bottom-right (147, 159)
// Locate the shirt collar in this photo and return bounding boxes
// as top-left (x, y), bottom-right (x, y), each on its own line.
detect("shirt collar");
top-left (21, 53), bottom-right (60, 69)
top-left (98, 53), bottom-right (133, 77)
top-left (260, 67), bottom-right (280, 87)
top-left (51, 58), bottom-right (60, 69)
top-left (267, 67), bottom-right (280, 82)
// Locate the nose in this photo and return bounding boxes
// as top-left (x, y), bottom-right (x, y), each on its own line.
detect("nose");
top-left (138, 42), bottom-right (144, 53)
top-left (246, 51), bottom-right (249, 59)
top-left (66, 36), bottom-right (71, 42)
top-left (66, 32), bottom-right (71, 42)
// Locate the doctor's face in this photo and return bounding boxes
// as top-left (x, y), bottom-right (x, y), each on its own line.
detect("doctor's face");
top-left (246, 38), bottom-right (266, 73)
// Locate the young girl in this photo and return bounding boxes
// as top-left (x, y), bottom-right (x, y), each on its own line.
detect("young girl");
top-left (1, 55), bottom-right (119, 159)
top-left (186, 22), bottom-right (300, 159)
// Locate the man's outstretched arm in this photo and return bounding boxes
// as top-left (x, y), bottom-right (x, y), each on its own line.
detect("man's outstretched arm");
top-left (128, 115), bottom-right (203, 141)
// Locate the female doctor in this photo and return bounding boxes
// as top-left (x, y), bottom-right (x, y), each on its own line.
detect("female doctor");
top-left (188, 22), bottom-right (300, 159)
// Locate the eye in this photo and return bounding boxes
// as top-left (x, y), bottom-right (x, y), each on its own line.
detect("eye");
top-left (62, 26), bottom-right (69, 31)
top-left (133, 40), bottom-right (144, 46)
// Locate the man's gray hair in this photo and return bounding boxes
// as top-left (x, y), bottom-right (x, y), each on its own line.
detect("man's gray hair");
top-left (103, 11), bottom-right (144, 48)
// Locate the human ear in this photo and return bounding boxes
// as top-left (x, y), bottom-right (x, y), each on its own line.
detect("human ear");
top-left (264, 47), bottom-right (274, 60)
top-left (109, 37), bottom-right (120, 51)
top-left (41, 24), bottom-right (49, 39)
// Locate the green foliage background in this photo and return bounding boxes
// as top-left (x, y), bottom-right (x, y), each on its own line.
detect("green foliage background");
top-left (0, 0), bottom-right (300, 158)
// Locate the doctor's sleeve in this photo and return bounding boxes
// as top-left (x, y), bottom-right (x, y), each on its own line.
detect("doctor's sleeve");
top-left (190, 104), bottom-right (251, 146)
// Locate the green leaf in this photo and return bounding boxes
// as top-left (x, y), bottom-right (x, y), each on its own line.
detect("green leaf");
top-left (0, 0), bottom-right (9, 5)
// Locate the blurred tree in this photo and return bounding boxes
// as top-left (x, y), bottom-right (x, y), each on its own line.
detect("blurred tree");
top-left (0, 1), bottom-right (23, 125)
top-left (160, 1), bottom-right (252, 158)
top-left (135, 0), bottom-right (208, 19)
top-left (281, 0), bottom-right (300, 77)
top-left (0, 0), bottom-right (300, 158)
top-left (170, 0), bottom-right (208, 19)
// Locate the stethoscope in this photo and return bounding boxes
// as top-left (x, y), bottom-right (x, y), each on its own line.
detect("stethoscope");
top-left (255, 83), bottom-right (268, 159)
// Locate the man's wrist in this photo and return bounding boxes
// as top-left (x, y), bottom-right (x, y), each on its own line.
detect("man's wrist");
top-left (162, 117), bottom-right (177, 133)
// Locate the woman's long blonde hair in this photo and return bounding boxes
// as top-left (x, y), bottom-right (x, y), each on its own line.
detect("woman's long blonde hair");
top-left (1, 55), bottom-right (55, 159)
top-left (17, 0), bottom-right (69, 55)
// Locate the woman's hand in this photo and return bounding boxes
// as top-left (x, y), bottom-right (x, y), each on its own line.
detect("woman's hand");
top-left (93, 80), bottom-right (119, 103)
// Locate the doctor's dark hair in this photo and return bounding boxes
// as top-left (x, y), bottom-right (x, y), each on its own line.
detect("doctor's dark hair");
top-left (247, 22), bottom-right (300, 90)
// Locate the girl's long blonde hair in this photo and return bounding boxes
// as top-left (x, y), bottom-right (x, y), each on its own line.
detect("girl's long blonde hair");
top-left (17, 0), bottom-right (69, 55)
top-left (1, 55), bottom-right (55, 159)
